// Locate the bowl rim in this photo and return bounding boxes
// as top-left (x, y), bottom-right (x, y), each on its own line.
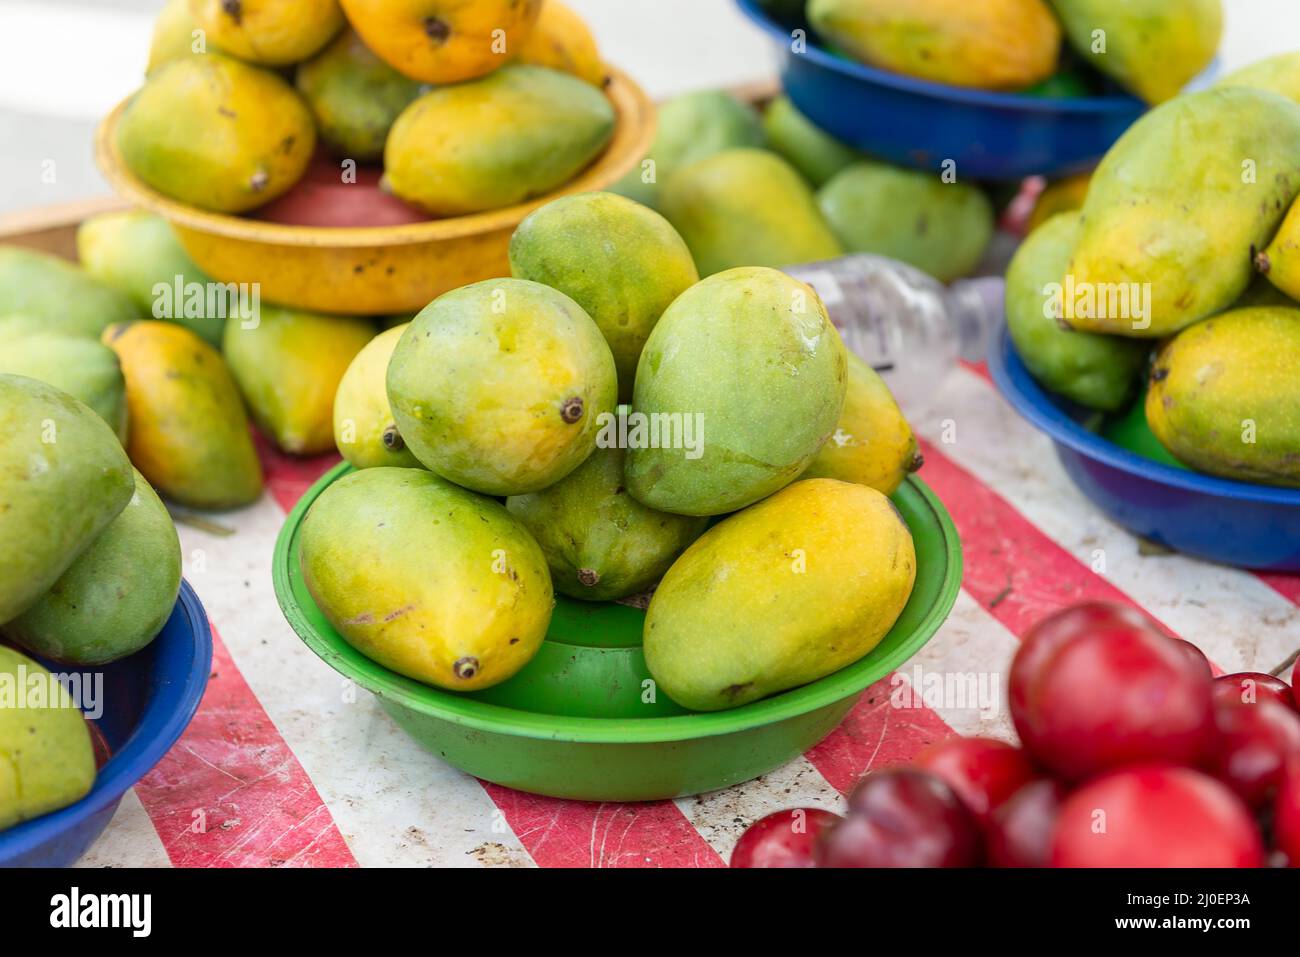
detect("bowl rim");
top-left (988, 321), bottom-right (1300, 505)
top-left (93, 65), bottom-right (656, 248)
top-left (0, 580), bottom-right (212, 862)
top-left (273, 463), bottom-right (963, 744)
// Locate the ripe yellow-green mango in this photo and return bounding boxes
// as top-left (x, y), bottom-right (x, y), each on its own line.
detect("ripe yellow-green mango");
top-left (0, 246), bottom-right (138, 340)
top-left (808, 0), bottom-right (1061, 91)
top-left (103, 321), bottom-right (263, 510)
top-left (0, 334), bottom-right (128, 441)
top-left (817, 161), bottom-right (994, 282)
top-left (384, 65), bottom-right (614, 216)
top-left (118, 53), bottom-right (316, 214)
top-left (513, 0), bottom-right (606, 87)
top-left (763, 95), bottom-right (859, 188)
top-left (189, 0), bottom-right (344, 65)
top-left (340, 0), bottom-right (543, 84)
top-left (1026, 169), bottom-right (1092, 234)
top-left (333, 324), bottom-right (421, 469)
top-left (297, 27), bottom-right (425, 163)
top-left (223, 308), bottom-right (375, 455)
top-left (1050, 0), bottom-right (1222, 104)
top-left (148, 0), bottom-right (213, 74)
top-left (1064, 87), bottom-right (1300, 338)
top-left (299, 467), bottom-right (553, 691)
top-left (1147, 307), bottom-right (1300, 487)
top-left (0, 376), bottom-right (134, 624)
top-left (626, 267), bottom-right (848, 516)
top-left (0, 647), bottom-right (96, 831)
top-left (659, 149), bottom-right (844, 277)
top-left (508, 191), bottom-right (699, 402)
top-left (507, 444), bottom-right (708, 601)
top-left (4, 470), bottom-right (181, 665)
top-left (387, 279), bottom-right (617, 495)
top-left (644, 479), bottom-right (916, 711)
top-left (76, 210), bottom-right (224, 348)
top-left (1256, 197), bottom-right (1300, 302)
top-left (1006, 213), bottom-right (1148, 411)
top-left (1218, 51), bottom-right (1300, 104)
top-left (801, 351), bottom-right (921, 495)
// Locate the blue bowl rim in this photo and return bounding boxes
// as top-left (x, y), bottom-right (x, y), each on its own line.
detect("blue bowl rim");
top-left (988, 321), bottom-right (1300, 506)
top-left (0, 580), bottom-right (212, 862)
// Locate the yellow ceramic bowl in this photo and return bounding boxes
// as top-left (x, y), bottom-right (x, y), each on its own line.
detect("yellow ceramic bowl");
top-left (93, 68), bottom-right (655, 315)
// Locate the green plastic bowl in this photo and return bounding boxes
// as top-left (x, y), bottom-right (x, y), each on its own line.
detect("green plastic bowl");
top-left (273, 464), bottom-right (962, 801)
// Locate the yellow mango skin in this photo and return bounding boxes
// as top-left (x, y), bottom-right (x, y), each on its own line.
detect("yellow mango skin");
top-left (299, 468), bottom-right (553, 691)
top-left (387, 279), bottom-right (617, 496)
top-left (808, 0), bottom-right (1060, 91)
top-left (333, 324), bottom-right (421, 469)
top-left (802, 351), bottom-right (921, 495)
top-left (1147, 308), bottom-right (1300, 487)
top-left (223, 308), bottom-right (375, 455)
top-left (508, 191), bottom-right (699, 403)
top-left (1257, 197), bottom-right (1300, 302)
top-left (1218, 51), bottom-right (1300, 105)
top-left (118, 53), bottom-right (316, 214)
top-left (1026, 170), bottom-right (1091, 234)
top-left (189, 0), bottom-right (343, 66)
top-left (103, 321), bottom-right (263, 510)
top-left (0, 647), bottom-right (96, 832)
top-left (1051, 0), bottom-right (1221, 105)
top-left (340, 0), bottom-right (542, 84)
top-left (644, 479), bottom-right (916, 712)
top-left (513, 0), bottom-right (605, 87)
top-left (1064, 87), bottom-right (1300, 338)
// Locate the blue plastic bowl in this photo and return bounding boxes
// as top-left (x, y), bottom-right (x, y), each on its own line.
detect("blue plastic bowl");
top-left (0, 581), bottom-right (211, 867)
top-left (989, 323), bottom-right (1300, 571)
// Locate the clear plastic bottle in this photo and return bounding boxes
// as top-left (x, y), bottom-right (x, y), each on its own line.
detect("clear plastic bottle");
top-left (785, 254), bottom-right (1006, 417)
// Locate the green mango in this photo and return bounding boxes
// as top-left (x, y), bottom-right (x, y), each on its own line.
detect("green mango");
top-left (0, 375), bottom-right (134, 624)
top-left (387, 278), bottom-right (617, 496)
top-left (0, 647), bottom-right (96, 831)
top-left (384, 65), bottom-right (614, 216)
top-left (1049, 0), bottom-right (1222, 104)
top-left (508, 191), bottom-right (699, 402)
top-left (118, 53), bottom-right (316, 214)
top-left (333, 324), bottom-right (422, 469)
top-left (659, 148), bottom-right (843, 277)
top-left (817, 160), bottom-right (994, 282)
top-left (1147, 307), bottom-right (1300, 486)
top-left (296, 27), bottom-right (425, 163)
top-left (76, 210), bottom-right (224, 347)
top-left (1006, 213), bottom-right (1148, 411)
top-left (1064, 87), bottom-right (1300, 338)
top-left (1101, 387), bottom-right (1186, 470)
top-left (644, 479), bottom-right (916, 711)
top-left (4, 470), bottom-right (181, 665)
top-left (507, 444), bottom-right (708, 601)
top-left (299, 467), bottom-right (553, 691)
top-left (0, 334), bottom-right (128, 441)
top-left (762, 95), bottom-right (859, 188)
top-left (626, 267), bottom-right (847, 516)
top-left (1217, 51), bottom-right (1300, 104)
top-left (0, 246), bottom-right (138, 340)
top-left (610, 90), bottom-right (765, 208)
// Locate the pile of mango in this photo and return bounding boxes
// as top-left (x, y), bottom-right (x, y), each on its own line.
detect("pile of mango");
top-left (1007, 51), bottom-right (1300, 487)
top-left (124, 0), bottom-right (612, 218)
top-left (305, 190), bottom-right (922, 712)
top-left (763, 0), bottom-right (1222, 103)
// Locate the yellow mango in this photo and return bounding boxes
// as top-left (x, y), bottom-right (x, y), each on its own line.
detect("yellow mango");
top-left (1218, 51), bottom-right (1300, 105)
top-left (188, 0), bottom-right (344, 65)
top-left (513, 0), bottom-right (606, 87)
top-left (1026, 170), bottom-right (1092, 234)
top-left (1256, 196), bottom-right (1300, 302)
top-left (333, 324), bottom-right (421, 469)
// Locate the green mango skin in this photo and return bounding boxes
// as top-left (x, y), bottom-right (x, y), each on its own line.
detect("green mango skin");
top-left (610, 90), bottom-right (765, 209)
top-left (508, 191), bottom-right (700, 402)
top-left (1147, 307), bottom-right (1300, 487)
top-left (1101, 387), bottom-right (1186, 470)
top-left (817, 161), bottom-right (994, 282)
top-left (762, 95), bottom-right (859, 188)
top-left (76, 210), bottom-right (224, 348)
top-left (146, 0), bottom-right (213, 74)
top-left (660, 148), bottom-right (844, 277)
top-left (0, 246), bottom-right (138, 340)
top-left (0, 334), bottom-right (129, 441)
top-left (4, 470), bottom-right (181, 665)
top-left (1217, 51), bottom-right (1300, 104)
top-left (296, 27), bottom-right (425, 163)
top-left (507, 445), bottom-right (709, 601)
top-left (626, 267), bottom-right (848, 516)
top-left (1006, 213), bottom-right (1148, 412)
top-left (387, 279), bottom-right (618, 496)
top-left (1050, 0), bottom-right (1222, 104)
top-left (0, 375), bottom-right (135, 625)
top-left (1066, 87), bottom-right (1300, 338)
top-left (0, 647), bottom-right (96, 832)
top-left (385, 65), bottom-right (614, 217)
